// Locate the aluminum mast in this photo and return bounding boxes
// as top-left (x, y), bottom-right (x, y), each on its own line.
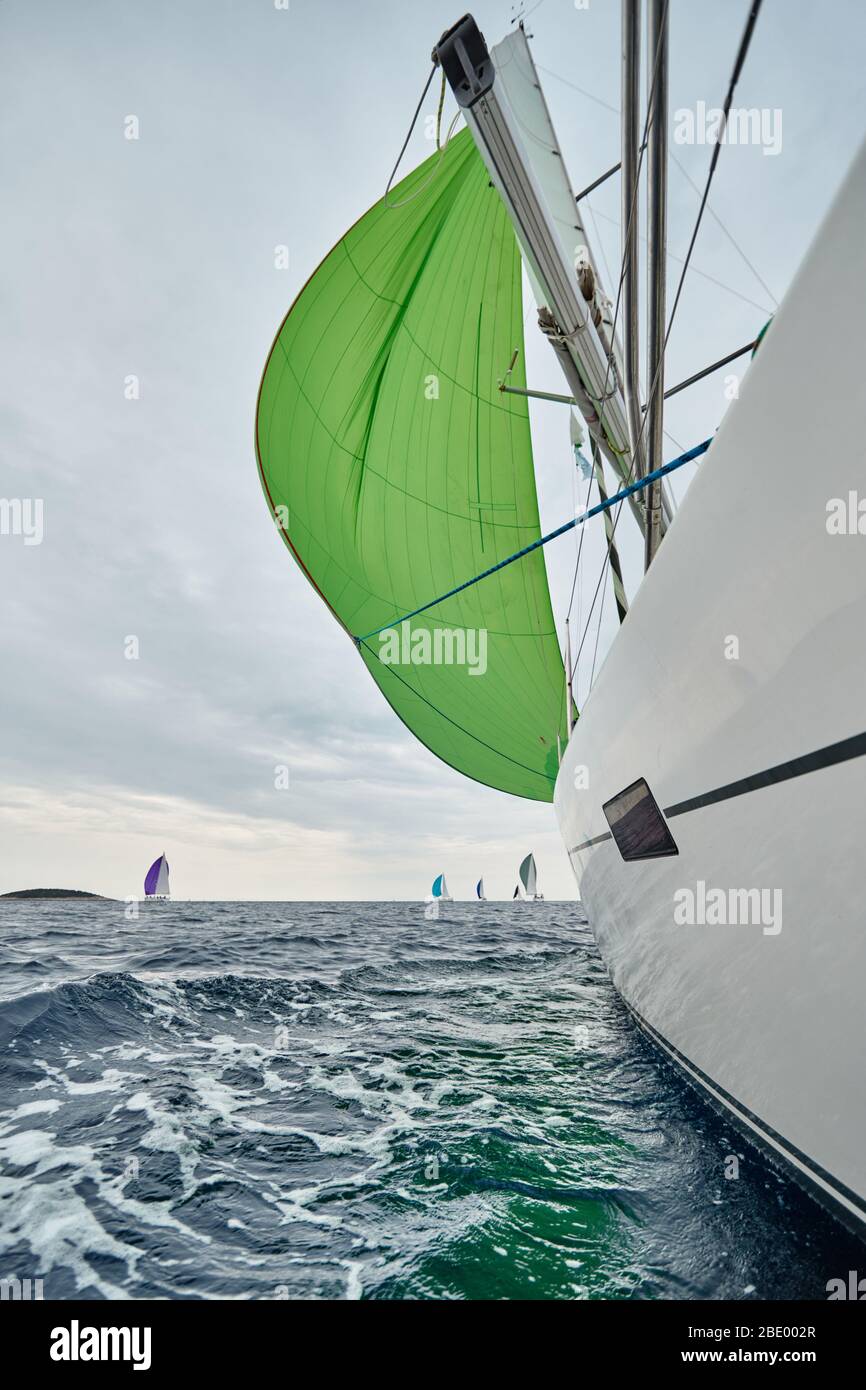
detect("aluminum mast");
top-left (621, 0), bottom-right (647, 491)
top-left (644, 0), bottom-right (669, 568)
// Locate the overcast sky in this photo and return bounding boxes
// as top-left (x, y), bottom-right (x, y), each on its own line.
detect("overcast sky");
top-left (1, 0), bottom-right (863, 900)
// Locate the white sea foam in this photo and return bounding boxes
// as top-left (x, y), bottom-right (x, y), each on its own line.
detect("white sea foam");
top-left (126, 1091), bottom-right (202, 1196)
top-left (3, 1098), bottom-right (63, 1119)
top-left (344, 1260), bottom-right (365, 1300)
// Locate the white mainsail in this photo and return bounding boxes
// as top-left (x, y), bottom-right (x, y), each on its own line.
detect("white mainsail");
top-left (480, 24), bottom-right (672, 531)
top-left (155, 857), bottom-right (169, 896)
top-left (490, 28), bottom-right (624, 380)
top-left (518, 853), bottom-right (537, 898)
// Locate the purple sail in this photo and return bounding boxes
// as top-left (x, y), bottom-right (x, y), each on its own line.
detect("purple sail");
top-left (144, 856), bottom-right (164, 896)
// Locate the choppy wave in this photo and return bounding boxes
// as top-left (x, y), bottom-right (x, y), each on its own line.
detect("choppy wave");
top-left (0, 899), bottom-right (859, 1299)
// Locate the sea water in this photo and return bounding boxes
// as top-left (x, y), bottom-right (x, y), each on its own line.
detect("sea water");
top-left (0, 900), bottom-right (860, 1300)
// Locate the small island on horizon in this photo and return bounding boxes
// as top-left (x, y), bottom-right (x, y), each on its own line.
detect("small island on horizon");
top-left (0, 888), bottom-right (112, 900)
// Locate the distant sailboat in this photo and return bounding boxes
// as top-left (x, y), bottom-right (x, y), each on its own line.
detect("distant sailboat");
top-left (518, 853), bottom-right (543, 902)
top-left (476, 877), bottom-right (486, 901)
top-left (512, 884), bottom-right (521, 900)
top-left (144, 853), bottom-right (170, 901)
top-left (431, 873), bottom-right (452, 901)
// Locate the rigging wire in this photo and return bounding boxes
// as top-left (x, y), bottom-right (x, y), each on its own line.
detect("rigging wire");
top-left (671, 149), bottom-right (778, 309)
top-left (383, 65), bottom-right (462, 210)
top-left (589, 572), bottom-right (608, 690)
top-left (537, 52), bottom-right (777, 312)
top-left (434, 68), bottom-right (447, 147)
top-left (383, 63), bottom-right (438, 206)
top-left (353, 440), bottom-right (710, 643)
top-left (663, 0), bottom-right (767, 371)
top-left (570, 0), bottom-right (766, 684)
top-left (512, 0), bottom-right (548, 26)
top-left (589, 205), bottom-right (774, 316)
top-left (568, 420), bottom-right (584, 678)
top-left (537, 63), bottom-right (619, 116)
top-left (662, 427), bottom-right (687, 503)
top-left (584, 194), bottom-right (617, 300)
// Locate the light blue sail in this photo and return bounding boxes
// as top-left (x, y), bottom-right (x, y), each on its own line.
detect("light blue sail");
top-left (431, 873), bottom-right (451, 901)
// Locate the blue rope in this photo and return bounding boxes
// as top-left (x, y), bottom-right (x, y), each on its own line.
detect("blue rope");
top-left (354, 437), bottom-right (712, 643)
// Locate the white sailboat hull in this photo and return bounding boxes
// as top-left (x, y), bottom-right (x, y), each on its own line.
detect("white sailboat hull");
top-left (555, 141), bottom-right (866, 1231)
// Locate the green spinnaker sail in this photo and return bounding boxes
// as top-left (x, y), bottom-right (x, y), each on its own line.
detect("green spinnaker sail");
top-left (255, 129), bottom-right (566, 801)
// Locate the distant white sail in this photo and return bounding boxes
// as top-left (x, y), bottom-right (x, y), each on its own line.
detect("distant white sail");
top-left (518, 853), bottom-right (537, 898)
top-left (156, 858), bottom-right (169, 896)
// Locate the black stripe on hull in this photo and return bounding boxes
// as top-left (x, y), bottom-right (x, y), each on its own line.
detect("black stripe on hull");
top-left (570, 830), bottom-right (613, 852)
top-left (664, 730), bottom-right (866, 818)
top-left (623, 996), bottom-right (866, 1239)
top-left (567, 728), bottom-right (866, 857)
top-left (564, 729), bottom-right (866, 1234)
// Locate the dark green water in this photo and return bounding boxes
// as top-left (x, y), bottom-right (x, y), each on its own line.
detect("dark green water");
top-left (0, 900), bottom-right (860, 1299)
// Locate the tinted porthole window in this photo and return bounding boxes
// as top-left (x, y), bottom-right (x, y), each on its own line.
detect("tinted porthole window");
top-left (602, 778), bottom-right (679, 861)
